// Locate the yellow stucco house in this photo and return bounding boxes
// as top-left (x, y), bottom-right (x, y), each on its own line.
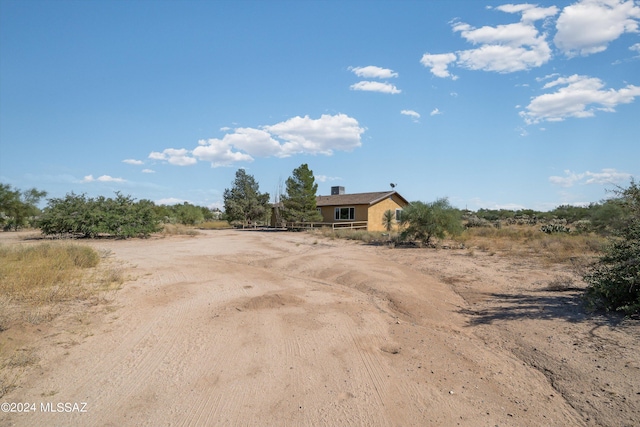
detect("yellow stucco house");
top-left (315, 187), bottom-right (409, 232)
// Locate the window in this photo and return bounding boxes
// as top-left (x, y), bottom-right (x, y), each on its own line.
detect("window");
top-left (395, 208), bottom-right (403, 222)
top-left (334, 207), bottom-right (355, 220)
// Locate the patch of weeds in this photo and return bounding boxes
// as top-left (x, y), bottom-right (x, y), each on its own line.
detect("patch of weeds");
top-left (161, 224), bottom-right (200, 236)
top-left (5, 348), bottom-right (39, 368)
top-left (101, 266), bottom-right (125, 287)
top-left (0, 371), bottom-right (20, 398)
top-left (544, 275), bottom-right (580, 292)
top-left (23, 306), bottom-right (57, 325)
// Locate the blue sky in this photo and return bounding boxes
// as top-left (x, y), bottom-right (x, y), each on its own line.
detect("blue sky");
top-left (1, 0), bottom-right (639, 211)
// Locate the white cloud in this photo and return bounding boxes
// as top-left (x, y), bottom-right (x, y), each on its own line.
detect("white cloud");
top-left (554, 0), bottom-right (640, 57)
top-left (156, 197), bottom-right (189, 205)
top-left (222, 127), bottom-right (283, 157)
top-left (420, 52), bottom-right (458, 79)
top-left (192, 139), bottom-right (254, 167)
top-left (350, 81), bottom-right (401, 94)
top-left (549, 168), bottom-right (633, 187)
top-left (148, 148), bottom-right (197, 166)
top-left (423, 6), bottom-right (557, 77)
top-left (142, 169), bottom-right (155, 173)
top-left (83, 174), bottom-right (126, 183)
top-left (453, 21), bottom-right (553, 73)
top-left (122, 159), bottom-right (143, 165)
top-left (264, 114), bottom-right (364, 156)
top-left (468, 197), bottom-right (525, 210)
top-left (349, 65), bottom-right (398, 79)
top-left (494, 4), bottom-right (559, 23)
top-left (520, 74), bottom-right (640, 123)
top-left (158, 114), bottom-right (364, 168)
top-left (430, 108), bottom-right (442, 116)
top-left (401, 110), bottom-right (421, 121)
top-left (314, 175), bottom-right (342, 183)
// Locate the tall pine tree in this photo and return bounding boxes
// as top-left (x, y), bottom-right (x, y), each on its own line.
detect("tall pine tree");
top-left (223, 169), bottom-right (270, 227)
top-left (282, 164), bottom-right (323, 223)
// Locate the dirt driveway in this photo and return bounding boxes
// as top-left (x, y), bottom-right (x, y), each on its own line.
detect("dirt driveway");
top-left (1, 230), bottom-right (638, 426)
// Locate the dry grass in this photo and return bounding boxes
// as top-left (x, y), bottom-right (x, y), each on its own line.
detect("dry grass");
top-left (0, 242), bottom-right (124, 397)
top-left (0, 243), bottom-right (99, 303)
top-left (198, 220), bottom-right (232, 230)
top-left (160, 224), bottom-right (200, 236)
top-left (454, 225), bottom-right (606, 264)
top-left (313, 228), bottom-right (386, 243)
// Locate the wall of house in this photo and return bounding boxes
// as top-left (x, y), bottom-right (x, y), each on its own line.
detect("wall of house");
top-left (367, 195), bottom-right (407, 232)
top-left (318, 204), bottom-right (369, 223)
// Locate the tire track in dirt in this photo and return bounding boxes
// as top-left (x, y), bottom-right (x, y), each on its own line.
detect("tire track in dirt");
top-left (2, 230), bottom-right (612, 427)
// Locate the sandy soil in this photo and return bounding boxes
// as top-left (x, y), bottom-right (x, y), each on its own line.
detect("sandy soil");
top-left (1, 229), bottom-right (638, 426)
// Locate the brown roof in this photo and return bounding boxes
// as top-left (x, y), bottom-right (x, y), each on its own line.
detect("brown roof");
top-left (315, 191), bottom-right (408, 207)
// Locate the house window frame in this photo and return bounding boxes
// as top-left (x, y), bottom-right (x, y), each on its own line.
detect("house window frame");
top-left (334, 206), bottom-right (355, 221)
top-left (395, 208), bottom-right (403, 222)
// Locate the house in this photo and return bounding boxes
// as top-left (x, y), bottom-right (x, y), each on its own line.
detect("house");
top-left (272, 186), bottom-right (409, 232)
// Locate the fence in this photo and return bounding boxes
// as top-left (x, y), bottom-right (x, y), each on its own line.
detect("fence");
top-left (285, 221), bottom-right (368, 230)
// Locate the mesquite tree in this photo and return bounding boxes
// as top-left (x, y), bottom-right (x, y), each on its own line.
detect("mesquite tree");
top-left (584, 180), bottom-right (640, 314)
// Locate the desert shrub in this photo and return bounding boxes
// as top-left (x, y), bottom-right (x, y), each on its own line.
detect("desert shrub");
top-left (572, 219), bottom-right (593, 234)
top-left (464, 215), bottom-right (493, 228)
top-left (38, 192), bottom-right (161, 238)
top-left (400, 198), bottom-right (463, 246)
top-left (584, 181), bottom-right (640, 315)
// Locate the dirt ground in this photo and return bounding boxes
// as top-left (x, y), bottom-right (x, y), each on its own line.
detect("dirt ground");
top-left (1, 229), bottom-right (639, 426)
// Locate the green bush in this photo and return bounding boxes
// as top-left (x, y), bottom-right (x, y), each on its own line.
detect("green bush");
top-left (38, 192), bottom-right (161, 238)
top-left (584, 181), bottom-right (640, 315)
top-left (0, 183), bottom-right (47, 231)
top-left (400, 198), bottom-right (463, 246)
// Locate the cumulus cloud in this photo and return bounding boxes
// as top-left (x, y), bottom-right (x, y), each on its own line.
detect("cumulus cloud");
top-left (142, 169), bottom-right (155, 173)
top-left (401, 110), bottom-right (421, 121)
top-left (453, 20), bottom-right (553, 73)
top-left (192, 139), bottom-right (254, 167)
top-left (148, 148), bottom-right (197, 166)
top-left (554, 0), bottom-right (640, 57)
top-left (122, 159), bottom-right (143, 165)
top-left (83, 174), bottom-right (126, 183)
top-left (350, 81), bottom-right (401, 94)
top-left (349, 66), bottom-right (398, 79)
top-left (420, 52), bottom-right (458, 78)
top-left (549, 168), bottom-right (633, 187)
top-left (153, 114), bottom-right (364, 168)
top-left (422, 5), bottom-right (557, 77)
top-left (520, 74), bottom-right (640, 123)
top-left (430, 108), bottom-right (442, 116)
top-left (264, 114), bottom-right (364, 156)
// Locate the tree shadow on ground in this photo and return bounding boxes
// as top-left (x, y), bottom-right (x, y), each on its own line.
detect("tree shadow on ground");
top-left (459, 290), bottom-right (629, 327)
